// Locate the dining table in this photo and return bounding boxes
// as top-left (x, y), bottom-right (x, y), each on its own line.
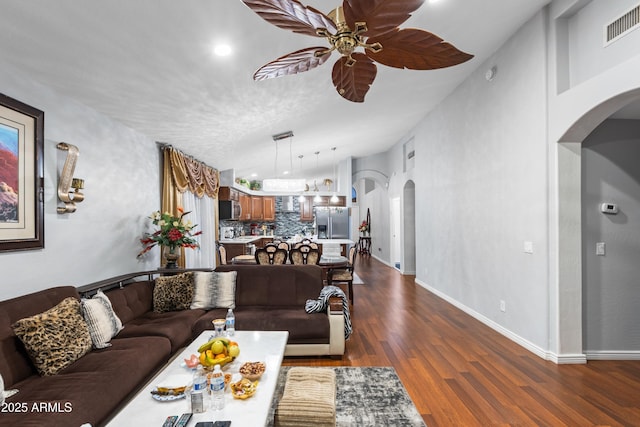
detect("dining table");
top-left (318, 255), bottom-right (349, 283)
top-left (231, 254), bottom-right (257, 265)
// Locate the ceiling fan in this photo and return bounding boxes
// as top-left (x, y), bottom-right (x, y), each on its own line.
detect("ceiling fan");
top-left (240, 0), bottom-right (474, 102)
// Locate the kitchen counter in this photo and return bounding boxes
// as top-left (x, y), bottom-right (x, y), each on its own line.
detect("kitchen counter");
top-left (219, 235), bottom-right (272, 244)
top-left (313, 238), bottom-right (355, 245)
top-left (286, 237), bottom-right (355, 246)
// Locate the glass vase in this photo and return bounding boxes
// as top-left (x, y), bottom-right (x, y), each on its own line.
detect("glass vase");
top-left (164, 246), bottom-right (180, 269)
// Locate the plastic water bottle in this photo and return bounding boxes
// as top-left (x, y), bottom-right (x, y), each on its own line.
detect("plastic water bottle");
top-left (210, 365), bottom-right (225, 410)
top-left (191, 366), bottom-right (207, 413)
top-left (225, 308), bottom-right (235, 337)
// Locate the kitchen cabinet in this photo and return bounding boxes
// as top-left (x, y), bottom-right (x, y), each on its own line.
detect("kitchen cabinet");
top-left (300, 196), bottom-right (313, 222)
top-left (218, 186), bottom-right (239, 201)
top-left (254, 237), bottom-right (273, 249)
top-left (251, 196), bottom-right (264, 220)
top-left (312, 195), bottom-right (346, 207)
top-left (263, 196), bottom-right (275, 221)
top-left (223, 243), bottom-right (247, 261)
top-left (239, 193), bottom-right (251, 221)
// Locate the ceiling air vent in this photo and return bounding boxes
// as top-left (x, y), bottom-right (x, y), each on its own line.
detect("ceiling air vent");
top-left (604, 4), bottom-right (640, 46)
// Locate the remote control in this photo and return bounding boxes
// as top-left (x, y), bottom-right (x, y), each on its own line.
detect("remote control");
top-left (174, 413), bottom-right (192, 427)
top-left (162, 415), bottom-right (178, 427)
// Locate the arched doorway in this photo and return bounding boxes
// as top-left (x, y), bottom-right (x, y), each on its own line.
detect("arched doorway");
top-left (402, 181), bottom-right (416, 275)
top-left (557, 90), bottom-right (640, 361)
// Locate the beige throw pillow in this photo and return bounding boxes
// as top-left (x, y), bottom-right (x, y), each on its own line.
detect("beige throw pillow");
top-left (12, 297), bottom-right (92, 376)
top-left (215, 271), bottom-right (237, 309)
top-left (190, 271), bottom-right (237, 310)
top-left (81, 289), bottom-right (124, 348)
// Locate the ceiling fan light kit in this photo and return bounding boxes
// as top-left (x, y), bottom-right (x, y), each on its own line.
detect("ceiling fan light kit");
top-left (241, 0), bottom-right (474, 102)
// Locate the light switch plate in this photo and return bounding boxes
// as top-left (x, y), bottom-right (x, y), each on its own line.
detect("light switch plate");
top-left (596, 242), bottom-right (605, 256)
top-left (524, 241), bottom-right (533, 254)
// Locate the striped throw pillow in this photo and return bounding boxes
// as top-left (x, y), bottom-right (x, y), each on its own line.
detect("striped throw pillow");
top-left (81, 289), bottom-right (123, 348)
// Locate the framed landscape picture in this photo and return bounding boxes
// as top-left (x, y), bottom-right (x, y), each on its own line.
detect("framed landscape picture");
top-left (0, 94), bottom-right (44, 252)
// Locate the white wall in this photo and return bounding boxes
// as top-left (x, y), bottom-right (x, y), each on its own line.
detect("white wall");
top-left (568, 0), bottom-right (640, 87)
top-left (550, 0), bottom-right (640, 360)
top-left (352, 10), bottom-right (551, 354)
top-left (413, 12), bottom-right (550, 351)
top-left (0, 63), bottom-right (161, 300)
top-left (581, 119), bottom-right (640, 355)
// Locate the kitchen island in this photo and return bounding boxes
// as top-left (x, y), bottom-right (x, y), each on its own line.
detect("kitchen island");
top-left (218, 235), bottom-right (274, 260)
top-left (219, 236), bottom-right (355, 260)
top-left (287, 237), bottom-right (355, 257)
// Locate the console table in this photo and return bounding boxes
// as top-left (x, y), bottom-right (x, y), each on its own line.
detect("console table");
top-left (358, 236), bottom-right (371, 255)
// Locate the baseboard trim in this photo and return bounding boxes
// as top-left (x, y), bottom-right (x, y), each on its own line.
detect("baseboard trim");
top-left (585, 351), bottom-right (640, 360)
top-left (548, 353), bottom-right (587, 364)
top-left (414, 278), bottom-right (586, 365)
top-left (371, 254), bottom-right (392, 268)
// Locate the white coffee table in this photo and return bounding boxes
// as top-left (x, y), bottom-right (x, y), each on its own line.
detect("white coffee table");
top-left (106, 330), bottom-right (289, 426)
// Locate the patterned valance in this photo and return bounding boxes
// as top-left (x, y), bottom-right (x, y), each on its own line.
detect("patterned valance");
top-left (166, 147), bottom-right (219, 198)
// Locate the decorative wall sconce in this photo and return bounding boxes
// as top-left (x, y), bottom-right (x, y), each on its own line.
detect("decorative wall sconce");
top-left (56, 142), bottom-right (84, 213)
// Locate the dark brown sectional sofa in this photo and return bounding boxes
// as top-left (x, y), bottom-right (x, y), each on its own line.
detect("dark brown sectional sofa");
top-left (0, 265), bottom-right (345, 427)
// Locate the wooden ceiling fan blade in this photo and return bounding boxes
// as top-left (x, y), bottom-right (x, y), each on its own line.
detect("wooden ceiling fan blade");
top-left (332, 53), bottom-right (377, 103)
top-left (366, 28), bottom-right (473, 70)
top-left (253, 47), bottom-right (332, 81)
top-left (241, 0), bottom-right (336, 38)
top-left (342, 0), bottom-right (424, 38)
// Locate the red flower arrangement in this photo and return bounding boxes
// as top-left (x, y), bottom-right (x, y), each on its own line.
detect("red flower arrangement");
top-left (137, 207), bottom-right (201, 258)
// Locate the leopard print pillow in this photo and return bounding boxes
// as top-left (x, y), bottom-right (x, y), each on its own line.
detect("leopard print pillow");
top-left (12, 297), bottom-right (92, 376)
top-left (153, 272), bottom-right (195, 313)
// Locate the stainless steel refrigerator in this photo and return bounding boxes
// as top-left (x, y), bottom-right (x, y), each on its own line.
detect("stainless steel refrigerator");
top-left (315, 207), bottom-right (349, 239)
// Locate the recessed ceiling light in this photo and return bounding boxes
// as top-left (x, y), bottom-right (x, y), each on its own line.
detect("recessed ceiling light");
top-left (213, 44), bottom-right (232, 57)
top-left (250, 173), bottom-right (258, 178)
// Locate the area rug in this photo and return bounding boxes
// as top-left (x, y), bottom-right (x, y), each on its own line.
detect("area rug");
top-left (352, 272), bottom-right (364, 285)
top-left (267, 367), bottom-right (426, 427)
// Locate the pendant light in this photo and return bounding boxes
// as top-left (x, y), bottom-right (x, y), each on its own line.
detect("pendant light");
top-left (330, 147), bottom-right (339, 203)
top-left (313, 151), bottom-right (322, 203)
top-left (298, 155), bottom-right (305, 202)
top-left (262, 131), bottom-right (305, 192)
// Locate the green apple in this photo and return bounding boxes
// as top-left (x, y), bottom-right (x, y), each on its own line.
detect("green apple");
top-left (228, 344), bottom-right (240, 358)
top-left (211, 340), bottom-right (224, 354)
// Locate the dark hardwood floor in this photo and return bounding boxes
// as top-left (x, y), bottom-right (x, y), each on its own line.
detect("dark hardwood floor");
top-left (283, 256), bottom-right (640, 426)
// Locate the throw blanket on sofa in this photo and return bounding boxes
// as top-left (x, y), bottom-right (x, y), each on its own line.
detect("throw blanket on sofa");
top-left (305, 285), bottom-right (352, 340)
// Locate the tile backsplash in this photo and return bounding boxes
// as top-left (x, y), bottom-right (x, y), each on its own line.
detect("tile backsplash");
top-left (219, 196), bottom-right (314, 238)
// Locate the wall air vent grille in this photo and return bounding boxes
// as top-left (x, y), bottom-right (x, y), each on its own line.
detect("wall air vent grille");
top-left (604, 4), bottom-right (640, 46)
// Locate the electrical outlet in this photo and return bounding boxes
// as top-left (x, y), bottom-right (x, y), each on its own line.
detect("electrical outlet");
top-left (500, 300), bottom-right (506, 312)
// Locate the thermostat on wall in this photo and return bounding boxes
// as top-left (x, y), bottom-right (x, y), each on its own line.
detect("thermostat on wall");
top-left (600, 203), bottom-right (619, 214)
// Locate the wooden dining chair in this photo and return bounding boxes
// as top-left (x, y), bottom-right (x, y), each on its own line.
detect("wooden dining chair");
top-left (264, 244), bottom-right (277, 262)
top-left (289, 244), bottom-right (320, 265)
top-left (293, 240), bottom-right (318, 250)
top-left (272, 248), bottom-right (288, 264)
top-left (327, 245), bottom-right (357, 304)
top-left (276, 241), bottom-right (290, 251)
top-left (256, 247), bottom-right (288, 264)
top-left (255, 248), bottom-right (270, 265)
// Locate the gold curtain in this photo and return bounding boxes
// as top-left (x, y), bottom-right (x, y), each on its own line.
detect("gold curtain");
top-left (168, 148), bottom-right (220, 198)
top-left (161, 146), bottom-right (220, 267)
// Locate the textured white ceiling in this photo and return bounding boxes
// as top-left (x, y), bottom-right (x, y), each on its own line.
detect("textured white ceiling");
top-left (0, 0), bottom-right (552, 184)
